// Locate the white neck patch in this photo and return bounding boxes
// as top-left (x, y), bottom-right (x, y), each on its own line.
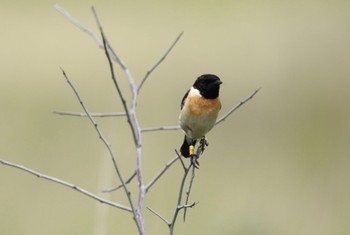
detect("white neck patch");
top-left (190, 87), bottom-right (201, 96)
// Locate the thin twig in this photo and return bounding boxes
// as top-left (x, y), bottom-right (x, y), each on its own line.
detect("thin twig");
top-left (183, 163), bottom-right (196, 221)
top-left (137, 31), bottom-right (184, 93)
top-left (182, 140), bottom-right (205, 221)
top-left (54, 4), bottom-right (121, 64)
top-left (0, 159), bottom-right (132, 212)
top-left (53, 111), bottom-right (126, 117)
top-left (54, 3), bottom-right (103, 48)
top-left (141, 125), bottom-right (180, 133)
top-left (102, 171), bottom-right (137, 193)
top-left (59, 68), bottom-right (137, 218)
top-left (145, 156), bottom-right (178, 193)
top-left (92, 8), bottom-right (146, 234)
top-left (169, 162), bottom-right (193, 235)
top-left (98, 25), bottom-right (139, 146)
top-left (147, 207), bottom-right (170, 226)
top-left (56, 7), bottom-right (143, 226)
top-left (175, 149), bottom-right (186, 171)
top-left (54, 5), bottom-right (262, 235)
top-left (216, 87), bottom-right (261, 125)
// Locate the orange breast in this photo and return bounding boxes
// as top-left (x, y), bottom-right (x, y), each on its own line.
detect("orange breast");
top-left (187, 93), bottom-right (221, 117)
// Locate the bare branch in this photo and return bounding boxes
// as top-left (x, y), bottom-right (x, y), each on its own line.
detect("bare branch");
top-left (102, 171), bottom-right (137, 193)
top-left (141, 125), bottom-right (180, 133)
top-left (137, 31), bottom-right (184, 93)
top-left (54, 3), bottom-right (103, 48)
top-left (54, 5), bottom-right (261, 235)
top-left (216, 87), bottom-right (261, 125)
top-left (92, 8), bottom-right (146, 234)
top-left (145, 156), bottom-right (178, 193)
top-left (147, 207), bottom-right (170, 226)
top-left (55, 4), bottom-right (126, 67)
top-left (100, 32), bottom-right (136, 141)
top-left (0, 159), bottom-right (132, 212)
top-left (183, 163), bottom-right (196, 221)
top-left (145, 156), bottom-right (196, 233)
top-left (169, 161), bottom-right (193, 235)
top-left (91, 7), bottom-right (128, 67)
top-left (53, 111), bottom-right (126, 117)
top-left (175, 149), bottom-right (186, 171)
top-left (93, 9), bottom-right (139, 146)
top-left (58, 68), bottom-right (137, 215)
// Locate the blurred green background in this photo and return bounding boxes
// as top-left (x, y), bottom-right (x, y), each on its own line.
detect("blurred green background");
top-left (1, 0), bottom-right (350, 234)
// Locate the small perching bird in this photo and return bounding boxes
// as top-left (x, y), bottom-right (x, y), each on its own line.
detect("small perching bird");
top-left (179, 74), bottom-right (222, 160)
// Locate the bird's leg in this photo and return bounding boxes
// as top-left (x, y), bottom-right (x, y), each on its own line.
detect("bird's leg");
top-left (188, 137), bottom-right (208, 168)
top-left (189, 140), bottom-right (200, 168)
top-left (189, 145), bottom-right (195, 156)
top-left (189, 139), bottom-right (197, 157)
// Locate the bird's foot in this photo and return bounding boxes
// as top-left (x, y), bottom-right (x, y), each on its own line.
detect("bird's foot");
top-left (199, 137), bottom-right (208, 154)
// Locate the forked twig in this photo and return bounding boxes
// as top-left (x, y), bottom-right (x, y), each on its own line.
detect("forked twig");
top-left (55, 5), bottom-right (187, 235)
top-left (97, 25), bottom-right (139, 145)
top-left (175, 149), bottom-right (186, 171)
top-left (54, 3), bottom-right (103, 48)
top-left (92, 10), bottom-right (146, 234)
top-left (169, 161), bottom-right (194, 235)
top-left (2, 5), bottom-right (262, 235)
top-left (59, 67), bottom-right (138, 226)
top-left (148, 151), bottom-right (195, 234)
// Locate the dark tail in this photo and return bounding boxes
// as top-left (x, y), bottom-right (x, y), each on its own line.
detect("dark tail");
top-left (180, 136), bottom-right (196, 158)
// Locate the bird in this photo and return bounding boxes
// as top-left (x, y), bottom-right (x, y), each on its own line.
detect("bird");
top-left (179, 74), bottom-right (222, 160)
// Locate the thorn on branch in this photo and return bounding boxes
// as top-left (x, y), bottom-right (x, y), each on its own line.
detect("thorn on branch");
top-left (178, 202), bottom-right (196, 210)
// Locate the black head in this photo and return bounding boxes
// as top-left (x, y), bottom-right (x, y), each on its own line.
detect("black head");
top-left (193, 74), bottom-right (222, 99)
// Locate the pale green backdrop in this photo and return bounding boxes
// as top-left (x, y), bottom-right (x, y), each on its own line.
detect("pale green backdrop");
top-left (1, 1), bottom-right (349, 235)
